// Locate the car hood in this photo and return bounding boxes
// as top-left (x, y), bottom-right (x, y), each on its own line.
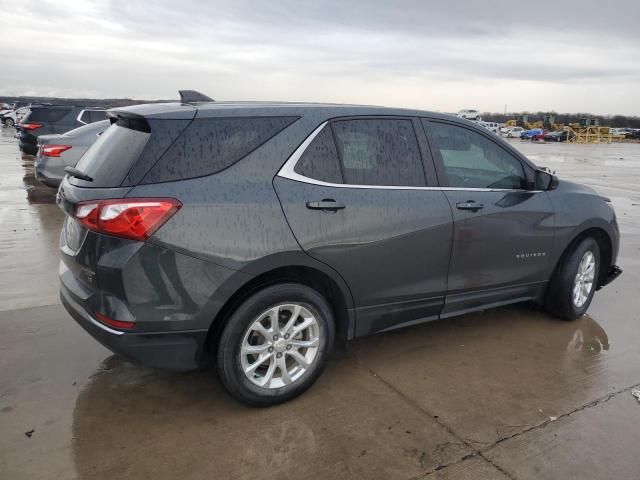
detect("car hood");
top-left (557, 179), bottom-right (601, 197)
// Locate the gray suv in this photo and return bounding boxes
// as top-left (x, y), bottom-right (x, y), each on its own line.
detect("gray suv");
top-left (57, 101), bottom-right (621, 405)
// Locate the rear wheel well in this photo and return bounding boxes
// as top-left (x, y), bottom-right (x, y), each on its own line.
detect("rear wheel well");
top-left (205, 266), bottom-right (350, 357)
top-left (554, 228), bottom-right (612, 287)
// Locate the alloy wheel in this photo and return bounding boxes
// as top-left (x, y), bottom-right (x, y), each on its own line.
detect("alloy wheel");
top-left (240, 303), bottom-right (320, 389)
top-left (573, 251), bottom-right (596, 308)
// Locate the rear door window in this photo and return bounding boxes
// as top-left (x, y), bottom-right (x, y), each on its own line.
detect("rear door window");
top-left (141, 116), bottom-right (298, 184)
top-left (331, 118), bottom-right (425, 187)
top-left (294, 126), bottom-right (343, 184)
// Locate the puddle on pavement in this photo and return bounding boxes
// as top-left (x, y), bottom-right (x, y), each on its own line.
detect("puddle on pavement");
top-left (0, 127), bottom-right (63, 310)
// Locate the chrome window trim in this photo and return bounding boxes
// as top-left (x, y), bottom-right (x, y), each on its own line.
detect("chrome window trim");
top-left (76, 110), bottom-right (88, 125)
top-left (277, 121), bottom-right (541, 193)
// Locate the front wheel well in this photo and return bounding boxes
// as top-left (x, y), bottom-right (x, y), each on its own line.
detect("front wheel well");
top-left (554, 228), bottom-right (612, 287)
top-left (205, 266), bottom-right (351, 357)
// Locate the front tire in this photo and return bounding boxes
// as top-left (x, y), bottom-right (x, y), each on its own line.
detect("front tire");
top-left (545, 237), bottom-right (600, 320)
top-left (216, 283), bottom-right (335, 406)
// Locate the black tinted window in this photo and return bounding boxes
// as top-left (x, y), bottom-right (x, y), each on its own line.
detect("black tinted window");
top-left (88, 110), bottom-right (107, 123)
top-left (294, 127), bottom-right (342, 183)
top-left (70, 124), bottom-right (150, 187)
top-left (143, 116), bottom-right (298, 184)
top-left (427, 122), bottom-right (526, 189)
top-left (331, 119), bottom-right (425, 186)
top-left (26, 108), bottom-right (70, 123)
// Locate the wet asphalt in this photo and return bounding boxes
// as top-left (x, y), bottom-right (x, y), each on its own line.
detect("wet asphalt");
top-left (1, 126), bottom-right (639, 479)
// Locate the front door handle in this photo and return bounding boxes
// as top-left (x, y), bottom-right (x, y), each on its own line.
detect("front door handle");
top-left (456, 201), bottom-right (484, 212)
top-left (306, 199), bottom-right (346, 212)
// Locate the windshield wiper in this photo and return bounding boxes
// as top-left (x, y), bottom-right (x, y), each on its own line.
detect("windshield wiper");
top-left (64, 166), bottom-right (93, 182)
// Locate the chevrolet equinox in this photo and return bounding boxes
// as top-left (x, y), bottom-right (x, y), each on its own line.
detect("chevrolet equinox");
top-left (58, 101), bottom-right (622, 405)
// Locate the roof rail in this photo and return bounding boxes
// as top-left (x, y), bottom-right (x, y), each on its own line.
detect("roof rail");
top-left (179, 90), bottom-right (214, 104)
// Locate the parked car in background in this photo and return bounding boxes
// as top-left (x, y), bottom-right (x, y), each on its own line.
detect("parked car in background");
top-left (18, 106), bottom-right (107, 155)
top-left (544, 130), bottom-right (569, 142)
top-left (626, 130), bottom-right (640, 140)
top-left (521, 128), bottom-right (546, 141)
top-left (1, 106), bottom-right (29, 127)
top-left (58, 100), bottom-right (621, 405)
top-left (506, 126), bottom-right (525, 138)
top-left (457, 109), bottom-right (481, 120)
top-left (35, 119), bottom-right (109, 187)
top-left (480, 121), bottom-right (501, 133)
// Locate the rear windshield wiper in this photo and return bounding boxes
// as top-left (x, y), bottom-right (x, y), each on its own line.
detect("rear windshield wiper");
top-left (64, 166), bottom-right (93, 182)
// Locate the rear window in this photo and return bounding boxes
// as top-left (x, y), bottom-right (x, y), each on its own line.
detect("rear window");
top-left (26, 108), bottom-right (71, 123)
top-left (141, 116), bottom-right (298, 184)
top-left (70, 124), bottom-right (150, 187)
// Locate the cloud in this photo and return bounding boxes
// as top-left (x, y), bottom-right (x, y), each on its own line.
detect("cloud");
top-left (0, 0), bottom-right (638, 114)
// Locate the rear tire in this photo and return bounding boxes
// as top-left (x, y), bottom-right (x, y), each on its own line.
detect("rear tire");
top-left (545, 237), bottom-right (600, 320)
top-left (216, 283), bottom-right (335, 406)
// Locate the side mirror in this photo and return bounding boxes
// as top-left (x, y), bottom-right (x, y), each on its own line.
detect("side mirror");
top-left (535, 169), bottom-right (559, 191)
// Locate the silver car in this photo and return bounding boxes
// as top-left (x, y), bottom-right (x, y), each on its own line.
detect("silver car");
top-left (35, 120), bottom-right (109, 187)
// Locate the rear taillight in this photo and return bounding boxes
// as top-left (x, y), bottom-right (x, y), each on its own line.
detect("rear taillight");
top-left (74, 198), bottom-right (181, 241)
top-left (21, 123), bottom-right (43, 131)
top-left (95, 312), bottom-right (135, 330)
top-left (41, 144), bottom-right (72, 157)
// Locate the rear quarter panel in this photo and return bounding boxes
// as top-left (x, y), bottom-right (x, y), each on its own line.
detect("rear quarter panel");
top-left (125, 118), bottom-right (313, 272)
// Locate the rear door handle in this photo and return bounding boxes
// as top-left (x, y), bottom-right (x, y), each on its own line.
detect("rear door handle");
top-left (456, 201), bottom-right (484, 212)
top-left (306, 199), bottom-right (346, 212)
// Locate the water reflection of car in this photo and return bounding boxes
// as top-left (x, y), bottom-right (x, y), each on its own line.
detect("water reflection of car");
top-left (35, 120), bottom-right (110, 188)
top-left (544, 130), bottom-right (569, 142)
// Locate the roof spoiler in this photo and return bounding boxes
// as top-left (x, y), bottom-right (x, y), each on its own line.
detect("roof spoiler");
top-left (179, 90), bottom-right (214, 104)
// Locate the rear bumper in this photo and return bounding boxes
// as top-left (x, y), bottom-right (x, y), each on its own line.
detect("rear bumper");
top-left (34, 156), bottom-right (63, 187)
top-left (60, 281), bottom-right (208, 371)
top-left (598, 265), bottom-right (622, 290)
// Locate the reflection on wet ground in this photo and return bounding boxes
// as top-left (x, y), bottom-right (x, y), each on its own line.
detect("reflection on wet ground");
top-left (1, 129), bottom-right (640, 479)
top-left (0, 128), bottom-right (64, 311)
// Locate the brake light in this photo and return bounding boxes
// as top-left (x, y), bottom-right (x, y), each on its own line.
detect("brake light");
top-left (21, 123), bottom-right (43, 131)
top-left (74, 198), bottom-right (181, 241)
top-left (95, 312), bottom-right (135, 330)
top-left (41, 144), bottom-right (72, 157)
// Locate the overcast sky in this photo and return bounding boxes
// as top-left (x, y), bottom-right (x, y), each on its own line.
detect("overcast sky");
top-left (1, 0), bottom-right (639, 115)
